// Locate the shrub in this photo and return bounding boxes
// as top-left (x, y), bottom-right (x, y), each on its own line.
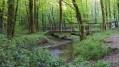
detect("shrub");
top-left (74, 31), bottom-right (115, 60)
top-left (73, 56), bottom-right (92, 67)
top-left (0, 37), bottom-right (67, 67)
top-left (13, 34), bottom-right (48, 43)
top-left (75, 39), bottom-right (109, 60)
top-left (95, 60), bottom-right (111, 67)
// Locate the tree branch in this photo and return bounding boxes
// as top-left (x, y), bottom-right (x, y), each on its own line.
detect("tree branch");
top-left (62, 0), bottom-right (75, 11)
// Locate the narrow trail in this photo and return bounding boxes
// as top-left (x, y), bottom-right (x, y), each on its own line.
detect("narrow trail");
top-left (103, 34), bottom-right (119, 67)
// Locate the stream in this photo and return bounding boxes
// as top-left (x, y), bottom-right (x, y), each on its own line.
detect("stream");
top-left (48, 40), bottom-right (80, 62)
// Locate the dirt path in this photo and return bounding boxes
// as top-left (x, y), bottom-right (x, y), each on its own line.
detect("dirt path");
top-left (103, 34), bottom-right (119, 67)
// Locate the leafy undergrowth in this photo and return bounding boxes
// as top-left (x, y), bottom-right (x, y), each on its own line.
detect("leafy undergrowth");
top-left (73, 57), bottom-right (111, 67)
top-left (14, 33), bottom-right (48, 42)
top-left (0, 34), bottom-right (67, 67)
top-left (0, 30), bottom-right (118, 67)
top-left (73, 30), bottom-right (119, 67)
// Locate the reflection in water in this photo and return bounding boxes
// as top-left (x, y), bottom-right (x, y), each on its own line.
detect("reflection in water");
top-left (50, 49), bottom-right (64, 56)
top-left (49, 41), bottom-right (80, 62)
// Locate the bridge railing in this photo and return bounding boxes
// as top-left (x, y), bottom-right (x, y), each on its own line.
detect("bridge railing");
top-left (44, 20), bottom-right (119, 34)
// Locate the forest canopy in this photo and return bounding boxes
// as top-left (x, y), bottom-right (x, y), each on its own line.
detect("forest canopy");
top-left (0, 0), bottom-right (118, 39)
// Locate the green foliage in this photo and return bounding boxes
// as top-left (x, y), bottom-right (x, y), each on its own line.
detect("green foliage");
top-left (74, 30), bottom-right (118, 60)
top-left (73, 56), bottom-right (92, 67)
top-left (73, 61), bottom-right (92, 67)
top-left (13, 34), bottom-right (48, 43)
top-left (0, 35), bottom-right (67, 67)
top-left (73, 57), bottom-right (111, 67)
top-left (74, 39), bottom-right (109, 60)
top-left (15, 25), bottom-right (29, 34)
top-left (95, 60), bottom-right (111, 67)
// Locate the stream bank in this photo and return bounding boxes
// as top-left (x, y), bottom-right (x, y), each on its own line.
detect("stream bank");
top-left (40, 35), bottom-right (80, 62)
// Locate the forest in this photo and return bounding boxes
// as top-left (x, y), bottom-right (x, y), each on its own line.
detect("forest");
top-left (0, 0), bottom-right (119, 67)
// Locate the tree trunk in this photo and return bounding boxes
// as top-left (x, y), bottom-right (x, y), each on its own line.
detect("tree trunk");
top-left (12, 0), bottom-right (19, 36)
top-left (95, 0), bottom-right (97, 23)
top-left (100, 0), bottom-right (106, 31)
top-left (72, 0), bottom-right (86, 40)
top-left (7, 0), bottom-right (15, 39)
top-left (34, 0), bottom-right (39, 31)
top-left (105, 1), bottom-right (108, 22)
top-left (118, 0), bottom-right (119, 21)
top-left (42, 9), bottom-right (45, 31)
top-left (59, 0), bottom-right (63, 31)
top-left (29, 0), bottom-right (36, 33)
top-left (0, 0), bottom-right (5, 33)
top-left (109, 0), bottom-right (111, 20)
top-left (51, 5), bottom-right (56, 29)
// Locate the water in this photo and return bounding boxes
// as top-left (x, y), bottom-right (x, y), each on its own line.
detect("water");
top-left (49, 40), bottom-right (80, 62)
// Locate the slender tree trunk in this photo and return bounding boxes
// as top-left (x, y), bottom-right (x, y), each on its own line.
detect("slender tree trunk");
top-left (109, 0), bottom-right (111, 21)
top-left (7, 0), bottom-right (15, 39)
top-left (95, 0), bottom-right (97, 23)
top-left (12, 0), bottom-right (19, 36)
top-left (51, 5), bottom-right (56, 29)
top-left (113, 0), bottom-right (118, 27)
top-left (59, 0), bottom-right (63, 31)
top-left (25, 1), bottom-right (30, 30)
top-left (34, 0), bottom-right (39, 31)
top-left (100, 0), bottom-right (106, 31)
top-left (42, 12), bottom-right (45, 31)
top-left (29, 0), bottom-right (36, 33)
top-left (48, 13), bottom-right (53, 32)
top-left (118, 0), bottom-right (119, 21)
top-left (105, 1), bottom-right (108, 22)
top-left (72, 0), bottom-right (86, 40)
top-left (86, 0), bottom-right (88, 23)
top-left (0, 9), bottom-right (2, 33)
top-left (0, 0), bottom-right (5, 33)
top-left (113, 1), bottom-right (116, 21)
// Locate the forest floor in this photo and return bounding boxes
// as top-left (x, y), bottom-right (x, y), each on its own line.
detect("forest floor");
top-left (103, 29), bottom-right (119, 67)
